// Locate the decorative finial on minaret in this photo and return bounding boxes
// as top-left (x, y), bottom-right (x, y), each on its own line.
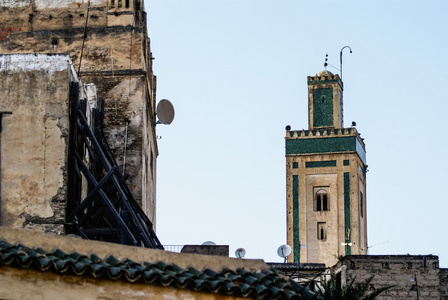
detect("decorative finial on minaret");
top-left (324, 53), bottom-right (328, 69)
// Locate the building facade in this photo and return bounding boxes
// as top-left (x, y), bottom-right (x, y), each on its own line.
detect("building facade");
top-left (334, 255), bottom-right (448, 300)
top-left (0, 0), bottom-right (158, 227)
top-left (285, 70), bottom-right (367, 267)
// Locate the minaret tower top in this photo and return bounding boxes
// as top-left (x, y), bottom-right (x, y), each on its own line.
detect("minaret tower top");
top-left (307, 70), bottom-right (343, 131)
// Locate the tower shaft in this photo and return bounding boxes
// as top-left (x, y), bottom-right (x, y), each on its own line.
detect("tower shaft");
top-left (285, 70), bottom-right (367, 267)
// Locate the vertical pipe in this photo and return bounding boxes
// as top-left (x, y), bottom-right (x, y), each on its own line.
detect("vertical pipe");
top-left (122, 121), bottom-right (129, 176)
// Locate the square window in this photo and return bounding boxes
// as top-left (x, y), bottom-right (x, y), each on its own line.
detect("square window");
top-left (292, 162), bottom-right (299, 169)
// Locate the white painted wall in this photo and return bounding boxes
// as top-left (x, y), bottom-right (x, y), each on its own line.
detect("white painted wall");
top-left (0, 0), bottom-right (106, 9)
top-left (35, 0), bottom-right (106, 9)
top-left (0, 0), bottom-right (31, 8)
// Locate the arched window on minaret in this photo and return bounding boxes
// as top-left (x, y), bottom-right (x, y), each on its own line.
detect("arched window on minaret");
top-left (317, 222), bottom-right (326, 240)
top-left (314, 188), bottom-right (329, 212)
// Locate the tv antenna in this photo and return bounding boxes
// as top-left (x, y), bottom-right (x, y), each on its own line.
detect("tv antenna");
top-left (277, 244), bottom-right (292, 263)
top-left (156, 99), bottom-right (175, 125)
top-left (235, 248), bottom-right (246, 258)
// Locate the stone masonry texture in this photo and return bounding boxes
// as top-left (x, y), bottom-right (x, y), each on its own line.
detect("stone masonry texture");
top-left (0, 0), bottom-right (158, 225)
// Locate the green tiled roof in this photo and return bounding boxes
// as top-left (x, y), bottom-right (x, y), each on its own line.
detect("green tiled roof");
top-left (0, 240), bottom-right (320, 299)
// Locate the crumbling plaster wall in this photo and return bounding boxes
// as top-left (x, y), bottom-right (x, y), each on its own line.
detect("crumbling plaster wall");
top-left (0, 0), bottom-right (158, 224)
top-left (0, 53), bottom-right (76, 233)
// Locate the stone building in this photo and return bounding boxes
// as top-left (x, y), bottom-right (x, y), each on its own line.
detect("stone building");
top-left (285, 70), bottom-right (367, 267)
top-left (0, 53), bottom-right (79, 232)
top-left (333, 255), bottom-right (448, 300)
top-left (0, 0), bottom-right (159, 225)
top-left (0, 0), bottom-right (158, 232)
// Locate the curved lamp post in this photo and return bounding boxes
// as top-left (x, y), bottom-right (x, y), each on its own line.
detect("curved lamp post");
top-left (340, 46), bottom-right (352, 80)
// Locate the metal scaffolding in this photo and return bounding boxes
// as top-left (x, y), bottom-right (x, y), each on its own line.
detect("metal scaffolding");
top-left (66, 82), bottom-right (163, 249)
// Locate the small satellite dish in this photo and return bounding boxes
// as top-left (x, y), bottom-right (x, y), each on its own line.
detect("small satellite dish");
top-left (235, 248), bottom-right (246, 258)
top-left (156, 99), bottom-right (175, 125)
top-left (201, 241), bottom-right (216, 246)
top-left (277, 244), bottom-right (292, 259)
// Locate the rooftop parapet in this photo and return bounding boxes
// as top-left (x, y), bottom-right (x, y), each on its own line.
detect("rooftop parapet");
top-left (307, 70), bottom-right (343, 88)
top-left (285, 127), bottom-right (366, 164)
top-left (286, 127), bottom-right (365, 150)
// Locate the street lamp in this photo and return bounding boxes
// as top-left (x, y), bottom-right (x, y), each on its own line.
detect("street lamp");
top-left (340, 46), bottom-right (352, 80)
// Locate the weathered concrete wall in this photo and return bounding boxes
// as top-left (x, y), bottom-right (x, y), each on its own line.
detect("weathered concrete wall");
top-left (0, 0), bottom-right (158, 225)
top-left (335, 255), bottom-right (443, 300)
top-left (0, 227), bottom-right (266, 300)
top-left (0, 53), bottom-right (76, 233)
top-left (181, 245), bottom-right (230, 257)
top-left (0, 266), bottom-right (249, 300)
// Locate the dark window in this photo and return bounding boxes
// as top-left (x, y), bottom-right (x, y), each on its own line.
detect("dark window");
top-left (323, 194), bottom-right (328, 211)
top-left (110, 0), bottom-right (115, 8)
top-left (360, 192), bottom-right (364, 218)
top-left (315, 188), bottom-right (329, 212)
top-left (317, 222), bottom-right (326, 240)
top-left (125, 0), bottom-right (129, 8)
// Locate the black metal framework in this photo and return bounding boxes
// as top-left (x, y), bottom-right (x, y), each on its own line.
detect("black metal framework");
top-left (66, 82), bottom-right (163, 249)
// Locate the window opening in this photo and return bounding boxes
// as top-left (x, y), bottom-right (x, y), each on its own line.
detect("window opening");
top-left (117, 0), bottom-right (122, 8)
top-left (314, 188), bottom-right (329, 212)
top-left (317, 222), bottom-right (326, 240)
top-left (110, 0), bottom-right (115, 8)
top-left (322, 96), bottom-right (325, 103)
top-left (360, 192), bottom-right (364, 218)
top-left (125, 0), bottom-right (129, 8)
top-left (323, 194), bottom-right (328, 211)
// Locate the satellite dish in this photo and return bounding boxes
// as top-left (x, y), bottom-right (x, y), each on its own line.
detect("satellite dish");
top-left (156, 99), bottom-right (175, 125)
top-left (201, 241), bottom-right (216, 246)
top-left (235, 248), bottom-right (246, 258)
top-left (277, 244), bottom-right (292, 259)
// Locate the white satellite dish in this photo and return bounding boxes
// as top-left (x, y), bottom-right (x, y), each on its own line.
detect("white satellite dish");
top-left (235, 248), bottom-right (246, 258)
top-left (156, 99), bottom-right (175, 125)
top-left (201, 241), bottom-right (216, 246)
top-left (277, 244), bottom-right (292, 259)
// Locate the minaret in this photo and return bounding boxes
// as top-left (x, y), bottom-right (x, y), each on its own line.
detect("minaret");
top-left (285, 70), bottom-right (367, 267)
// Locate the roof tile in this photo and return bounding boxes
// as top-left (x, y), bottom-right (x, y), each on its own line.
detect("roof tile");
top-left (0, 239), bottom-right (320, 299)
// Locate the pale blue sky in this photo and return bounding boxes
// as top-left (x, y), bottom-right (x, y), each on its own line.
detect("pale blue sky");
top-left (145, 0), bottom-right (448, 266)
